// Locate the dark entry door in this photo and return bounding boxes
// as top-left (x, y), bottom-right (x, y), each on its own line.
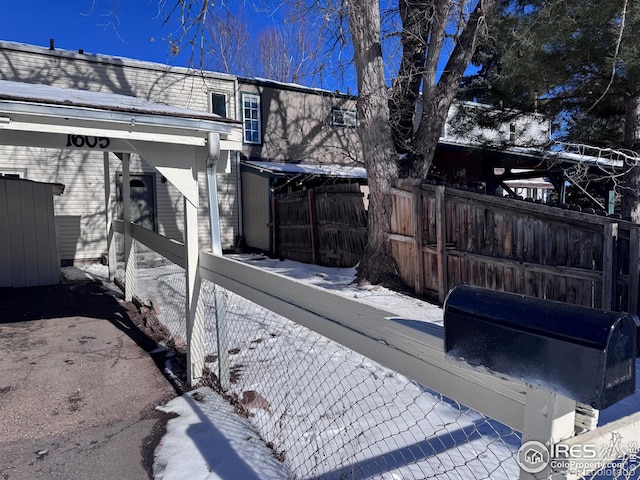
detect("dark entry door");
top-left (117, 174), bottom-right (156, 231)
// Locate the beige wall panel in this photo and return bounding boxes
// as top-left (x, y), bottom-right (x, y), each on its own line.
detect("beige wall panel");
top-left (241, 171), bottom-right (271, 251)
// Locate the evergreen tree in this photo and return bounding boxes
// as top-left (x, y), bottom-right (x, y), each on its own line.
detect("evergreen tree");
top-left (464, 0), bottom-right (640, 218)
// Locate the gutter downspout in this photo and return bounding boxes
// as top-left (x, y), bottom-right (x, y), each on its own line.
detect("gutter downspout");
top-left (206, 131), bottom-right (230, 390)
top-left (234, 76), bottom-right (244, 243)
top-left (207, 132), bottom-right (222, 254)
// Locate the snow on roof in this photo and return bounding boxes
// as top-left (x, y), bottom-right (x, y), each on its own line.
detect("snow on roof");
top-left (0, 79), bottom-right (237, 123)
top-left (0, 40), bottom-right (237, 84)
top-left (439, 138), bottom-right (629, 170)
top-left (241, 76), bottom-right (353, 97)
top-left (242, 160), bottom-right (367, 179)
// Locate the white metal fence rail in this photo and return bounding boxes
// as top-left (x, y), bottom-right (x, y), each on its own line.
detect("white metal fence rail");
top-left (111, 219), bottom-right (640, 480)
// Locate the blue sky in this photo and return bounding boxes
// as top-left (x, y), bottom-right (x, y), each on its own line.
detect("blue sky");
top-left (0, 1), bottom-right (354, 90)
top-left (1, 1), bottom-right (206, 68)
top-left (0, 1), bottom-right (466, 93)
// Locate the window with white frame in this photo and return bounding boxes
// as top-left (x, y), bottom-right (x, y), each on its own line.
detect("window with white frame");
top-left (0, 168), bottom-right (26, 179)
top-left (331, 107), bottom-right (357, 128)
top-left (211, 92), bottom-right (227, 118)
top-left (242, 93), bottom-right (261, 144)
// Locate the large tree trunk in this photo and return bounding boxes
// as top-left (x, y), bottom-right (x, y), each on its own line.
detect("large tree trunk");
top-left (622, 94), bottom-right (640, 222)
top-left (387, 0), bottom-right (497, 180)
top-left (389, 0), bottom-right (430, 175)
top-left (347, 0), bottom-right (400, 286)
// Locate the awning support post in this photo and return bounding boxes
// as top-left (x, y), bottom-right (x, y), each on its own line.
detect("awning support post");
top-left (121, 153), bottom-right (136, 302)
top-left (184, 194), bottom-right (204, 386)
top-left (103, 151), bottom-right (116, 281)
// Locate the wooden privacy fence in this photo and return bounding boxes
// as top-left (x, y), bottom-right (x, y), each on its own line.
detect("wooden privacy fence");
top-left (274, 183), bottom-right (367, 267)
top-left (390, 180), bottom-right (640, 315)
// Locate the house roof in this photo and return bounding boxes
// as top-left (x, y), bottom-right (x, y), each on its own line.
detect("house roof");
top-left (0, 40), bottom-right (237, 85)
top-left (238, 77), bottom-right (355, 99)
top-left (438, 138), bottom-right (632, 172)
top-left (242, 160), bottom-right (367, 179)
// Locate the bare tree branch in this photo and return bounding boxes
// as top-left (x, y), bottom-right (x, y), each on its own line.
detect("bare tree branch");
top-left (587, 0), bottom-right (629, 113)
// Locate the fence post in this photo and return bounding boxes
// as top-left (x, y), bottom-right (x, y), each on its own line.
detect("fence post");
top-left (308, 189), bottom-right (318, 264)
top-left (412, 183), bottom-right (424, 295)
top-left (435, 185), bottom-right (448, 303)
top-left (629, 227), bottom-right (640, 316)
top-left (184, 195), bottom-right (204, 386)
top-left (272, 195), bottom-right (279, 258)
top-left (121, 153), bottom-right (136, 302)
top-left (519, 385), bottom-right (577, 480)
top-left (602, 223), bottom-right (618, 310)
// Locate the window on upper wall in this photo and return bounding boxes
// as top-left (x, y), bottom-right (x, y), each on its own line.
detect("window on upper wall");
top-left (331, 107), bottom-right (357, 128)
top-left (242, 93), bottom-right (261, 144)
top-left (211, 93), bottom-right (227, 118)
top-left (0, 169), bottom-right (26, 179)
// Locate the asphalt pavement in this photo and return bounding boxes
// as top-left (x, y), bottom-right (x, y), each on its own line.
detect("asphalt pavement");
top-left (0, 274), bottom-right (181, 480)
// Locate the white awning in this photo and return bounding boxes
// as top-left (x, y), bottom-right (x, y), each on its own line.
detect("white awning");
top-left (0, 79), bottom-right (242, 205)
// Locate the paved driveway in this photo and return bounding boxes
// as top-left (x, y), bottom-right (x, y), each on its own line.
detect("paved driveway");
top-left (0, 276), bottom-right (179, 480)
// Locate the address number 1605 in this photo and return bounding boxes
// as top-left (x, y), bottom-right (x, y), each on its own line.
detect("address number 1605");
top-left (66, 135), bottom-right (111, 149)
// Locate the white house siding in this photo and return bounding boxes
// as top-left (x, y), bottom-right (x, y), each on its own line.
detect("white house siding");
top-left (0, 41), bottom-right (240, 261)
top-left (442, 102), bottom-right (551, 147)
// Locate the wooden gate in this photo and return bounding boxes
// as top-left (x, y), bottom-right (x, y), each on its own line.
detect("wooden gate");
top-left (275, 183), bottom-right (367, 267)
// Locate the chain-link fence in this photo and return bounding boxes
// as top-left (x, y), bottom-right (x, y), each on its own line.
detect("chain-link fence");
top-left (199, 282), bottom-right (522, 479)
top-left (113, 232), bottom-right (187, 352)
top-left (115, 246), bottom-right (521, 478)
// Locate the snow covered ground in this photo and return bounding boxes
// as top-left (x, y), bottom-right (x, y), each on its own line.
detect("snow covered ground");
top-left (75, 254), bottom-right (640, 480)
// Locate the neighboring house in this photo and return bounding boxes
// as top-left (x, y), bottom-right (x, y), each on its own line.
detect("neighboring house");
top-left (442, 101), bottom-right (552, 148)
top-left (234, 77), bottom-right (365, 253)
top-left (236, 77), bottom-right (360, 166)
top-left (430, 100), bottom-right (555, 194)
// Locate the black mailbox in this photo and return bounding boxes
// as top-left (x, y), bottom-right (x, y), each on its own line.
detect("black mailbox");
top-left (444, 285), bottom-right (639, 410)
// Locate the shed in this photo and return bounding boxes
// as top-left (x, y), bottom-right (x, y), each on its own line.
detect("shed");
top-left (240, 160), bottom-right (367, 254)
top-left (0, 176), bottom-right (64, 287)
